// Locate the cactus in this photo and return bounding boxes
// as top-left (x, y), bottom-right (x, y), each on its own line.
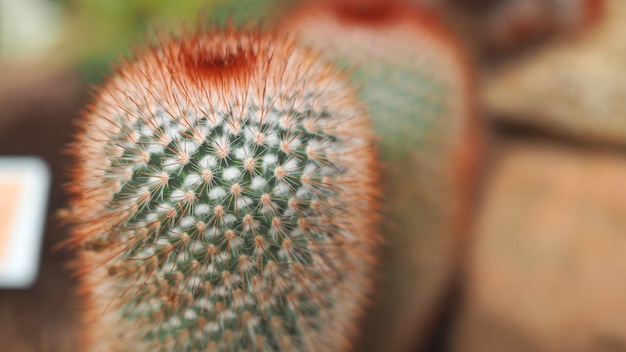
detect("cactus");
top-left (282, 1), bottom-right (480, 351)
top-left (66, 29), bottom-right (379, 351)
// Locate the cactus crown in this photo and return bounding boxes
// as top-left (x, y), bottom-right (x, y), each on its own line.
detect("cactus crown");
top-left (68, 29), bottom-right (378, 351)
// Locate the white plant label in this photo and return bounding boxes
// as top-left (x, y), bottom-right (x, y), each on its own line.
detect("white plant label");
top-left (0, 157), bottom-right (49, 288)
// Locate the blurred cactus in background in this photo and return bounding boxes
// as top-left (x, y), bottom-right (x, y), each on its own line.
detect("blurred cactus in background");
top-left (282, 1), bottom-right (481, 350)
top-left (66, 29), bottom-right (379, 351)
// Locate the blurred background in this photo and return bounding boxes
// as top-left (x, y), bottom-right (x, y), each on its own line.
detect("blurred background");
top-left (1, 0), bottom-right (625, 351)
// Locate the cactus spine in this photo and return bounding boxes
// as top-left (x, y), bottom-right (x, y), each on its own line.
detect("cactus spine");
top-left (282, 1), bottom-right (480, 350)
top-left (67, 30), bottom-right (379, 351)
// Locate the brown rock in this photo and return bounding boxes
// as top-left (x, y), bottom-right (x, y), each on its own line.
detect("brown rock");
top-left (452, 142), bottom-right (626, 352)
top-left (483, 0), bottom-right (626, 147)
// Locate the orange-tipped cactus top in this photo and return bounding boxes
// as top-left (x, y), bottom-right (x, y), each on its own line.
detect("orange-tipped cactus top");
top-left (67, 29), bottom-right (379, 351)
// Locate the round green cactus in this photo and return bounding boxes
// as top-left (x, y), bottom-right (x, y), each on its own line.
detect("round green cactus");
top-left (67, 30), bottom-right (379, 351)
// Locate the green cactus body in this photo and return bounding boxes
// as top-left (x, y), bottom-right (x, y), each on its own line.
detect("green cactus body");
top-left (67, 30), bottom-right (379, 351)
top-left (283, 1), bottom-right (480, 351)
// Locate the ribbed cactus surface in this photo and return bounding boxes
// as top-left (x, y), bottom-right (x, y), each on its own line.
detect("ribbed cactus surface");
top-left (67, 30), bottom-right (379, 351)
top-left (282, 1), bottom-right (479, 350)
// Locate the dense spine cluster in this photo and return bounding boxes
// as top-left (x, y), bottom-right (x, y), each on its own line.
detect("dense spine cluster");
top-left (67, 30), bottom-right (378, 351)
top-left (282, 1), bottom-right (479, 351)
